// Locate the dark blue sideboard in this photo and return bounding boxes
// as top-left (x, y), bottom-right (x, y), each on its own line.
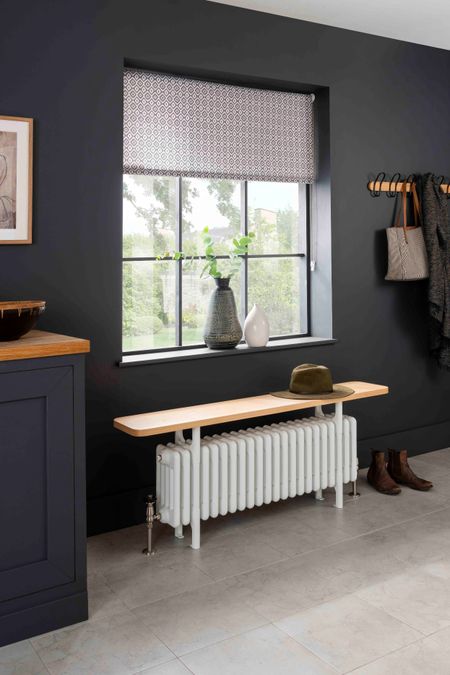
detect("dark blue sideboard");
top-left (0, 331), bottom-right (90, 647)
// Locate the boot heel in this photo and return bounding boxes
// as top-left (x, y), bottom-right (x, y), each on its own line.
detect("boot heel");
top-left (387, 449), bottom-right (433, 491)
top-left (367, 449), bottom-right (401, 495)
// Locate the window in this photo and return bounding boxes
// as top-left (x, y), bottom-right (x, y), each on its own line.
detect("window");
top-left (122, 69), bottom-right (316, 355)
top-left (122, 177), bottom-right (309, 353)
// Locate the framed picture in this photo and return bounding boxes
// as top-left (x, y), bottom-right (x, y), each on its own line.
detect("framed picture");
top-left (0, 115), bottom-right (33, 244)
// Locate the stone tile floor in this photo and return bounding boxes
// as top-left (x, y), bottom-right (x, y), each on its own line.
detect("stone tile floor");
top-left (2, 448), bottom-right (450, 674)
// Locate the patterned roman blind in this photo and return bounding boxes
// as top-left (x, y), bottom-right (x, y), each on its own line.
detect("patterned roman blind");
top-left (123, 68), bottom-right (315, 183)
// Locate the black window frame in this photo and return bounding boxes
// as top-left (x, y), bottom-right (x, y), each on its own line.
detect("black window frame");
top-left (122, 178), bottom-right (311, 356)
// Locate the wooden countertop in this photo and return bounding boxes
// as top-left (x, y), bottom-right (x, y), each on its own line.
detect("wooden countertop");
top-left (114, 381), bottom-right (388, 437)
top-left (0, 330), bottom-right (90, 362)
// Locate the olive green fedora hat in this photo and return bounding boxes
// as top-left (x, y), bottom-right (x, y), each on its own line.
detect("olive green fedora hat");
top-left (271, 363), bottom-right (354, 400)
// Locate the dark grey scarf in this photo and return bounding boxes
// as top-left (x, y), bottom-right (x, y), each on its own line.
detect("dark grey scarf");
top-left (420, 174), bottom-right (450, 370)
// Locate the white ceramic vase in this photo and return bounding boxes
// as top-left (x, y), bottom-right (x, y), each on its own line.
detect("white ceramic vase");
top-left (243, 304), bottom-right (269, 347)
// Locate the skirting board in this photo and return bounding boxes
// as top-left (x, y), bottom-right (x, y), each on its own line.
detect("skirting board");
top-left (0, 591), bottom-right (88, 648)
top-left (87, 486), bottom-right (152, 536)
top-left (357, 418), bottom-right (450, 466)
top-left (87, 418), bottom-right (450, 537)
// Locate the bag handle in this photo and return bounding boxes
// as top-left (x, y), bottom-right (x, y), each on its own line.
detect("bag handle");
top-left (411, 183), bottom-right (422, 227)
top-left (394, 182), bottom-right (408, 242)
top-left (393, 181), bottom-right (421, 243)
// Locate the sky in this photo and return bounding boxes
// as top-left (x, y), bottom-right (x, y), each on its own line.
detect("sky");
top-left (123, 176), bottom-right (298, 237)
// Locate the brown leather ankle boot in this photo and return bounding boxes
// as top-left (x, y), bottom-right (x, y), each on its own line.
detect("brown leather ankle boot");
top-left (387, 449), bottom-right (433, 491)
top-left (367, 450), bottom-right (401, 495)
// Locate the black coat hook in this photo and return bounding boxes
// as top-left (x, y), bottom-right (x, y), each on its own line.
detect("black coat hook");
top-left (370, 172), bottom-right (385, 197)
top-left (434, 175), bottom-right (450, 199)
top-left (387, 172), bottom-right (401, 198)
top-left (405, 174), bottom-right (416, 193)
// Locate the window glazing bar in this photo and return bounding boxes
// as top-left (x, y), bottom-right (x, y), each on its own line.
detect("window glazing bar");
top-left (122, 253), bottom-right (306, 262)
top-left (240, 181), bottom-right (248, 323)
top-left (176, 177), bottom-right (182, 346)
top-left (299, 183), bottom-right (309, 334)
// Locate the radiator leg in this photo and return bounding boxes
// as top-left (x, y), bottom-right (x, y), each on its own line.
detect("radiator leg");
top-left (175, 430), bottom-right (185, 444)
top-left (143, 494), bottom-right (160, 556)
top-left (190, 426), bottom-right (201, 550)
top-left (348, 480), bottom-right (360, 499)
top-left (315, 489), bottom-right (325, 501)
top-left (175, 525), bottom-right (184, 539)
top-left (334, 402), bottom-right (344, 509)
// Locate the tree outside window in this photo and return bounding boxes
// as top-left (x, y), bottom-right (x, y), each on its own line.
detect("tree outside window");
top-left (123, 175), bottom-right (308, 353)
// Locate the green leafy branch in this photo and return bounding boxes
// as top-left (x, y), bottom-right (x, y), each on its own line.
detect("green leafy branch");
top-left (157, 227), bottom-right (255, 279)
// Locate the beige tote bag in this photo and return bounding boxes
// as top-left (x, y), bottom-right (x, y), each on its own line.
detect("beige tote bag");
top-left (385, 183), bottom-right (429, 281)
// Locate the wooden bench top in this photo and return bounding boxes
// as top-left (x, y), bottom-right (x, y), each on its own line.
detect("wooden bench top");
top-left (114, 381), bottom-right (388, 438)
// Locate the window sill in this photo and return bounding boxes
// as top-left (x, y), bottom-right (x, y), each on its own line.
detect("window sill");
top-left (119, 336), bottom-right (336, 367)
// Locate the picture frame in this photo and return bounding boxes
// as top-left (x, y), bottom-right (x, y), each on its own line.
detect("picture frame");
top-left (0, 115), bottom-right (33, 244)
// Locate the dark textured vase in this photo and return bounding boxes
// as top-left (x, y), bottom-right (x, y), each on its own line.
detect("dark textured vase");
top-left (203, 277), bottom-right (242, 349)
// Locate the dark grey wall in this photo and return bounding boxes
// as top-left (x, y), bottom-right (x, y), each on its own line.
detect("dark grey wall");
top-left (1, 0), bottom-right (449, 535)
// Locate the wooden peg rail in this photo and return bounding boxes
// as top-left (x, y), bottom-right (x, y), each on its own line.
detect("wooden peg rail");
top-left (368, 180), bottom-right (450, 194)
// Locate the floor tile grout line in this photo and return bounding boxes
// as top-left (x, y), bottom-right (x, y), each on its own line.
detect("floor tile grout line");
top-left (118, 552), bottom-right (293, 612)
top-left (277, 593), bottom-right (425, 674)
top-left (87, 514), bottom-right (437, 582)
top-left (134, 657), bottom-right (197, 674)
top-left (124, 573), bottom-right (238, 612)
top-left (131, 656), bottom-right (196, 674)
top-left (188, 550), bottom-right (291, 583)
top-left (412, 620), bottom-right (450, 641)
top-left (177, 623), bottom-right (271, 662)
top-left (96, 565), bottom-right (447, 675)
top-left (87, 488), bottom-right (450, 569)
top-left (138, 622), bottom-right (181, 666)
top-left (86, 470), bottom-right (450, 604)
top-left (38, 613), bottom-right (184, 675)
top-left (276, 503), bottom-right (450, 565)
top-left (99, 559), bottom-right (221, 612)
top-left (260, 504), bottom-right (449, 567)
top-left (129, 584), bottom-right (273, 650)
top-left (30, 606), bottom-right (181, 669)
top-left (12, 450), bottom-right (450, 673)
top-left (268, 621), bottom-right (345, 673)
top-left (342, 629), bottom-right (433, 674)
top-left (355, 586), bottom-right (447, 638)
top-left (86, 451), bottom-right (450, 546)
top-left (267, 590), bottom-right (426, 672)
top-left (98, 503), bottom-right (450, 615)
top-left (157, 613), bottom-right (272, 661)
top-left (29, 638), bottom-right (53, 674)
top-left (176, 621), bottom-right (325, 667)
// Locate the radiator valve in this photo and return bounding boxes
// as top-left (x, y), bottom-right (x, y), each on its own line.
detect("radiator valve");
top-left (143, 494), bottom-right (160, 556)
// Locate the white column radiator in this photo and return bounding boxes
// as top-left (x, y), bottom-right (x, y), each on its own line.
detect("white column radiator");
top-left (156, 412), bottom-right (357, 546)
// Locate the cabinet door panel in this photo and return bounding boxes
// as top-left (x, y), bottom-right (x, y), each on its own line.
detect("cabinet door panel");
top-left (0, 366), bottom-right (75, 603)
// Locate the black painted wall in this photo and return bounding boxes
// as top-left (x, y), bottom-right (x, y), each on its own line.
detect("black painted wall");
top-left (1, 0), bottom-right (449, 535)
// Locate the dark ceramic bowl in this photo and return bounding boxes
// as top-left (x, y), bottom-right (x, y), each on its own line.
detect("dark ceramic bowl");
top-left (0, 301), bottom-right (46, 341)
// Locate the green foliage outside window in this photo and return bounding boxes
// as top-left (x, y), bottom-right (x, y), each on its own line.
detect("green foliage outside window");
top-left (123, 175), bottom-right (304, 352)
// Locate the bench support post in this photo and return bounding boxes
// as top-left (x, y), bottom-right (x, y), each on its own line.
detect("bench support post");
top-left (314, 405), bottom-right (325, 501)
top-left (174, 431), bottom-right (186, 538)
top-left (335, 401), bottom-right (344, 509)
top-left (190, 426), bottom-right (201, 550)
